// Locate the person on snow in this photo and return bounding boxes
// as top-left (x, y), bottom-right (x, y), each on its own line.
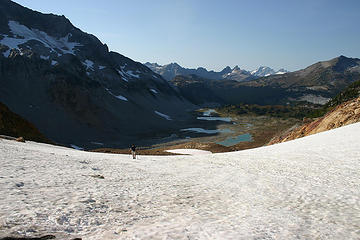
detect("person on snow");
top-left (130, 144), bottom-right (137, 159)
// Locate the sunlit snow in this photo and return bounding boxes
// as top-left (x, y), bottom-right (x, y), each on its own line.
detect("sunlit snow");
top-left (0, 123), bottom-right (359, 239)
top-left (166, 149), bottom-right (212, 155)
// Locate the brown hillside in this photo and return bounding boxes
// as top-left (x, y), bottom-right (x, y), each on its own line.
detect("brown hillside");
top-left (269, 97), bottom-right (360, 144)
top-left (0, 102), bottom-right (51, 143)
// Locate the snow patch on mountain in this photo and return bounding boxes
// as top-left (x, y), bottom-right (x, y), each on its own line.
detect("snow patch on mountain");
top-left (150, 89), bottom-right (158, 94)
top-left (82, 60), bottom-right (94, 70)
top-left (0, 21), bottom-right (82, 57)
top-left (126, 70), bottom-right (140, 78)
top-left (70, 144), bottom-right (84, 150)
top-left (115, 95), bottom-right (128, 101)
top-left (155, 111), bottom-right (172, 120)
top-left (40, 55), bottom-right (49, 60)
top-left (105, 88), bottom-right (128, 101)
top-left (298, 94), bottom-right (331, 105)
top-left (251, 66), bottom-right (276, 77)
top-left (116, 69), bottom-right (129, 82)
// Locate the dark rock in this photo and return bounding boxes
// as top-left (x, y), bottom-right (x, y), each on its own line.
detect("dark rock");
top-left (15, 182), bottom-right (24, 187)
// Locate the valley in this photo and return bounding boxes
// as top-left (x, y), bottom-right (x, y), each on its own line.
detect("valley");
top-left (92, 108), bottom-right (301, 155)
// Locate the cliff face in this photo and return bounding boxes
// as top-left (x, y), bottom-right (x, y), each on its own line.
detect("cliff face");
top-left (269, 97), bottom-right (360, 144)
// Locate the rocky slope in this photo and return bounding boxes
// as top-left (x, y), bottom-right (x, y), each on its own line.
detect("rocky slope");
top-left (0, 0), bottom-right (195, 148)
top-left (0, 101), bottom-right (50, 143)
top-left (269, 96), bottom-right (360, 144)
top-left (144, 62), bottom-right (287, 82)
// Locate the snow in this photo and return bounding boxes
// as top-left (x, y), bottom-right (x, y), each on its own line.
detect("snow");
top-left (154, 111), bottom-right (172, 120)
top-left (0, 21), bottom-right (82, 57)
top-left (298, 94), bottom-right (331, 105)
top-left (126, 70), bottom-right (140, 78)
top-left (181, 128), bottom-right (233, 134)
top-left (70, 144), bottom-right (83, 150)
top-left (116, 69), bottom-right (128, 82)
top-left (0, 123), bottom-right (360, 239)
top-left (202, 109), bottom-right (217, 116)
top-left (166, 149), bottom-right (212, 155)
top-left (82, 60), bottom-right (94, 70)
top-left (105, 88), bottom-right (128, 102)
top-left (40, 55), bottom-right (49, 60)
top-left (51, 60), bottom-right (58, 66)
top-left (98, 66), bottom-right (106, 70)
top-left (115, 95), bottom-right (128, 101)
top-left (150, 89), bottom-right (158, 94)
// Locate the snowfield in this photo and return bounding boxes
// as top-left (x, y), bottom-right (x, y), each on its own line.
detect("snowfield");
top-left (0, 123), bottom-right (359, 239)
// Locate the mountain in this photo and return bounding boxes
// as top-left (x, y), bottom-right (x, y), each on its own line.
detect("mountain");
top-left (269, 96), bottom-right (360, 144)
top-left (144, 62), bottom-right (287, 82)
top-left (251, 66), bottom-right (289, 77)
top-left (171, 56), bottom-right (360, 106)
top-left (241, 56), bottom-right (360, 104)
top-left (269, 78), bottom-right (360, 144)
top-left (0, 101), bottom-right (50, 143)
top-left (0, 0), bottom-right (195, 148)
top-left (144, 62), bottom-right (236, 81)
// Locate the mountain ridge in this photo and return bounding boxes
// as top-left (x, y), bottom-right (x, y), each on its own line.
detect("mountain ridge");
top-left (0, 0), bottom-right (196, 149)
top-left (144, 62), bottom-right (288, 81)
top-left (171, 56), bottom-right (360, 106)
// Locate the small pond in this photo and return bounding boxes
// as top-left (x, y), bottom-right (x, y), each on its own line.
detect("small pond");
top-left (197, 116), bottom-right (232, 122)
top-left (217, 133), bottom-right (252, 147)
top-left (181, 128), bottom-right (233, 134)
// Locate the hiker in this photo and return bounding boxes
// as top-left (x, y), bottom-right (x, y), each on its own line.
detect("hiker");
top-left (130, 144), bottom-right (137, 159)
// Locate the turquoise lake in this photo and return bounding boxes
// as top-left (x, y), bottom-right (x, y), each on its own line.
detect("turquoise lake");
top-left (217, 133), bottom-right (252, 147)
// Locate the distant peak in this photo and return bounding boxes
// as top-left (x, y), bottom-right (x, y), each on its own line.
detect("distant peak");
top-left (222, 66), bottom-right (232, 72)
top-left (233, 65), bottom-right (240, 71)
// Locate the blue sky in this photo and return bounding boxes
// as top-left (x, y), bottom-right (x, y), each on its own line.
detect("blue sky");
top-left (13, 0), bottom-right (360, 71)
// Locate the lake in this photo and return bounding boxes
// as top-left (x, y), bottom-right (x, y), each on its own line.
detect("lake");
top-left (217, 133), bottom-right (252, 147)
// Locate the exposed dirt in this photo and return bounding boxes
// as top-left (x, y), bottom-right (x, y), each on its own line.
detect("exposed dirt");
top-left (269, 97), bottom-right (360, 144)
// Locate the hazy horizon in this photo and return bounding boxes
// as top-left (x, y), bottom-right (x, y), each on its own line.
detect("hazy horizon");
top-left (12, 0), bottom-right (360, 72)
